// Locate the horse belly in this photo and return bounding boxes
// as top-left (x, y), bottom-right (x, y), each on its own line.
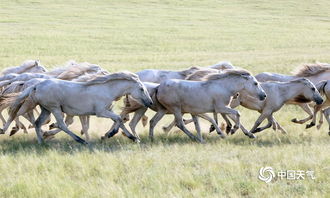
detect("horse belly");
top-left (61, 105), bottom-right (96, 116)
top-left (180, 100), bottom-right (214, 114)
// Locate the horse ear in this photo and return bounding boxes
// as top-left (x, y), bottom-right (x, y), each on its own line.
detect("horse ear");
top-left (35, 60), bottom-right (40, 66)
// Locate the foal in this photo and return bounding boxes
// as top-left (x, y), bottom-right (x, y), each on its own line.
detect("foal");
top-left (230, 78), bottom-right (323, 134)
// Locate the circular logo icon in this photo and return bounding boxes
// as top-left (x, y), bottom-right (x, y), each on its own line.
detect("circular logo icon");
top-left (258, 167), bottom-right (275, 183)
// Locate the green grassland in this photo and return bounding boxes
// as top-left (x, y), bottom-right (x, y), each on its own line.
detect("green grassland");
top-left (0, 0), bottom-right (330, 197)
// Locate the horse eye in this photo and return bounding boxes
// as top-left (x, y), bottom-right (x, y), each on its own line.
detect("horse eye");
top-left (140, 88), bottom-right (144, 91)
top-left (312, 87), bottom-right (315, 91)
top-left (254, 82), bottom-right (258, 86)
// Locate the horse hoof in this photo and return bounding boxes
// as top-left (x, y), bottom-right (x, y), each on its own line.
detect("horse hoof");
top-left (252, 128), bottom-right (262, 133)
top-left (162, 126), bottom-right (169, 133)
top-left (28, 124), bottom-right (34, 129)
top-left (43, 132), bottom-right (52, 139)
top-left (248, 134), bottom-right (256, 139)
top-left (291, 118), bottom-right (298, 123)
top-left (80, 130), bottom-right (84, 135)
top-left (226, 126), bottom-right (232, 134)
top-left (306, 123), bottom-right (315, 129)
top-left (230, 129), bottom-right (237, 135)
top-left (0, 129), bottom-right (4, 134)
top-left (49, 123), bottom-right (56, 130)
top-left (328, 132), bottom-right (330, 136)
top-left (134, 138), bottom-right (140, 143)
top-left (76, 137), bottom-right (88, 145)
top-left (209, 125), bottom-right (215, 133)
top-left (9, 130), bottom-right (18, 136)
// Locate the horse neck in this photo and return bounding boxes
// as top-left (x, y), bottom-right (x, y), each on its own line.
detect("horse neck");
top-left (212, 77), bottom-right (245, 95)
top-left (306, 71), bottom-right (330, 84)
top-left (45, 68), bottom-right (66, 77)
top-left (101, 80), bottom-right (136, 98)
top-left (278, 82), bottom-right (304, 102)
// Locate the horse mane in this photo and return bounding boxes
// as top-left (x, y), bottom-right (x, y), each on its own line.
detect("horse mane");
top-left (208, 61), bottom-right (234, 70)
top-left (288, 78), bottom-right (311, 84)
top-left (84, 71), bottom-right (140, 85)
top-left (46, 60), bottom-right (102, 80)
top-left (203, 69), bottom-right (251, 81)
top-left (186, 69), bottom-right (219, 81)
top-left (293, 62), bottom-right (330, 77)
top-left (1, 60), bottom-right (38, 75)
top-left (179, 66), bottom-right (201, 77)
top-left (72, 72), bottom-right (108, 82)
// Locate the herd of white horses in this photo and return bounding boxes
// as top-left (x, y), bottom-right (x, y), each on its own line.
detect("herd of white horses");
top-left (0, 60), bottom-right (329, 144)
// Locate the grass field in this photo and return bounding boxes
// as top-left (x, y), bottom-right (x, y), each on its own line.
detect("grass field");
top-left (0, 0), bottom-right (330, 197)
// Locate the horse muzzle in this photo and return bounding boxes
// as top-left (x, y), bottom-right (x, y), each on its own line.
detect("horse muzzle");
top-left (143, 100), bottom-right (153, 108)
top-left (315, 97), bottom-right (324, 105)
top-left (259, 93), bottom-right (267, 101)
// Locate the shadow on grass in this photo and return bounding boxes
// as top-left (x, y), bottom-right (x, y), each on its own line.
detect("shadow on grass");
top-left (0, 129), bottom-right (327, 155)
top-left (0, 132), bottom-right (205, 155)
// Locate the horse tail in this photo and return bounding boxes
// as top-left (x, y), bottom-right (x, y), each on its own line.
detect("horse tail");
top-left (0, 92), bottom-right (21, 110)
top-left (316, 80), bottom-right (328, 96)
top-left (8, 85), bottom-right (37, 120)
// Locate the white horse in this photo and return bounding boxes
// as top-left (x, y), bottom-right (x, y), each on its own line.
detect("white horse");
top-left (229, 78), bottom-right (323, 134)
top-left (0, 61), bottom-right (108, 135)
top-left (255, 62), bottom-right (330, 124)
top-left (152, 69), bottom-right (266, 142)
top-left (136, 61), bottom-right (233, 83)
top-left (304, 81), bottom-right (330, 133)
top-left (0, 72), bottom-right (153, 144)
top-left (1, 60), bottom-right (47, 76)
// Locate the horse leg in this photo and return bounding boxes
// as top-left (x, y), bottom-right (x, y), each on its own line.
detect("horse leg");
top-left (225, 113), bottom-right (254, 138)
top-left (0, 100), bottom-right (33, 134)
top-left (252, 115), bottom-right (274, 133)
top-left (273, 117), bottom-right (287, 134)
top-left (291, 103), bottom-right (313, 124)
top-left (209, 112), bottom-right (218, 133)
top-left (0, 111), bottom-right (6, 127)
top-left (250, 111), bottom-right (271, 134)
top-left (17, 118), bottom-right (28, 134)
top-left (9, 118), bottom-right (22, 136)
top-left (162, 117), bottom-right (193, 133)
top-left (79, 116), bottom-right (90, 141)
top-left (317, 109), bottom-right (326, 130)
top-left (128, 108), bottom-right (147, 140)
top-left (192, 115), bottom-right (204, 142)
top-left (34, 107), bottom-right (51, 144)
top-left (173, 110), bottom-right (201, 142)
top-left (306, 105), bottom-right (323, 129)
top-left (215, 105), bottom-right (245, 136)
top-left (100, 110), bottom-right (137, 141)
top-left (17, 117), bottom-right (28, 133)
top-left (323, 108), bottom-right (330, 136)
top-left (162, 119), bottom-right (176, 133)
top-left (51, 109), bottom-right (87, 144)
top-left (141, 115), bottom-right (148, 127)
top-left (220, 113), bottom-right (233, 134)
top-left (149, 109), bottom-right (167, 141)
top-left (197, 114), bottom-right (225, 138)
